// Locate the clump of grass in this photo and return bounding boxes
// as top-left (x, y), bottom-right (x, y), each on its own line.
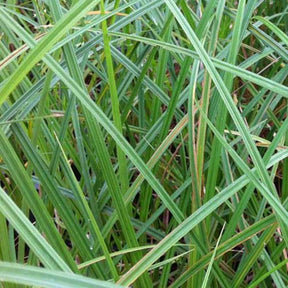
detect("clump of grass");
top-left (0, 0), bottom-right (288, 287)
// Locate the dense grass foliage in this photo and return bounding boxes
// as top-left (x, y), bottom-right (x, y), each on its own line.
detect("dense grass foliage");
top-left (0, 0), bottom-right (288, 287)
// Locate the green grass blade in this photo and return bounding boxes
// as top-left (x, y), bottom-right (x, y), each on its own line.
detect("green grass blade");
top-left (0, 187), bottom-right (71, 271)
top-left (0, 262), bottom-right (124, 288)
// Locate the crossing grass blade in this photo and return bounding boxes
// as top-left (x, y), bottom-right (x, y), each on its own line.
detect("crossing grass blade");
top-left (0, 262), bottom-right (124, 288)
top-left (0, 186), bottom-right (71, 272)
